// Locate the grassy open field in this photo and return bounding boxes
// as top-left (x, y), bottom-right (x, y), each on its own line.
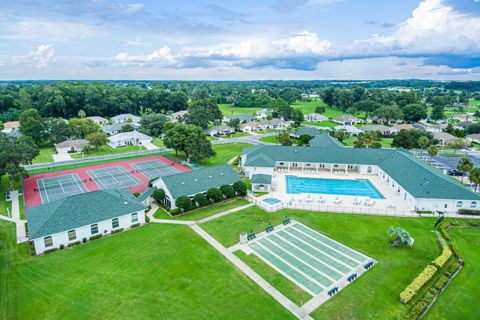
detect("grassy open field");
top-left (426, 228), bottom-right (480, 319)
top-left (32, 146), bottom-right (54, 164)
top-left (304, 121), bottom-right (337, 127)
top-left (71, 144), bottom-right (146, 159)
top-left (342, 137), bottom-right (394, 148)
top-left (259, 135), bottom-right (301, 145)
top-left (201, 206), bottom-right (441, 319)
top-left (164, 142), bottom-right (253, 167)
top-left (219, 103), bottom-right (260, 116)
top-left (152, 137), bottom-right (165, 147)
top-left (0, 221), bottom-right (294, 319)
top-left (154, 198), bottom-right (249, 221)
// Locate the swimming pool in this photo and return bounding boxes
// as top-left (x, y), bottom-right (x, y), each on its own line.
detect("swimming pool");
top-left (286, 176), bottom-right (384, 199)
top-left (263, 198), bottom-right (282, 205)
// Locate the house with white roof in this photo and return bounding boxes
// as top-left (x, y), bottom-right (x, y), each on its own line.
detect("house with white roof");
top-left (333, 116), bottom-right (364, 126)
top-left (223, 114), bottom-right (256, 124)
top-left (432, 132), bottom-right (458, 147)
top-left (466, 134), bottom-right (480, 144)
top-left (107, 131), bottom-right (152, 148)
top-left (255, 109), bottom-right (272, 119)
top-left (240, 121), bottom-right (264, 133)
top-left (85, 116), bottom-right (108, 126)
top-left (304, 113), bottom-right (329, 122)
top-left (205, 125), bottom-right (234, 136)
top-left (260, 118), bottom-right (290, 130)
top-left (333, 125), bottom-right (362, 135)
top-left (168, 110), bottom-right (188, 123)
top-left (54, 139), bottom-right (89, 154)
top-left (360, 125), bottom-right (398, 137)
top-left (102, 122), bottom-right (139, 135)
top-left (1, 121), bottom-right (21, 134)
top-left (26, 189), bottom-right (146, 255)
top-left (111, 114), bottom-right (141, 124)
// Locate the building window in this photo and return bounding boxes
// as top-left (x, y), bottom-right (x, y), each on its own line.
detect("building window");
top-left (44, 236), bottom-right (53, 247)
top-left (91, 224), bottom-right (98, 235)
top-left (131, 213), bottom-right (138, 223)
top-left (456, 201), bottom-right (463, 208)
top-left (112, 218), bottom-right (119, 228)
top-left (68, 230), bottom-right (76, 241)
top-left (367, 166), bottom-right (372, 173)
top-left (471, 202), bottom-right (477, 209)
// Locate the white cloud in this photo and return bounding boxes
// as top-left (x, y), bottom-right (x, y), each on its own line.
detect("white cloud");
top-left (123, 39), bottom-right (146, 46)
top-left (124, 3), bottom-right (144, 14)
top-left (113, 46), bottom-right (177, 67)
top-left (29, 44), bottom-right (56, 68)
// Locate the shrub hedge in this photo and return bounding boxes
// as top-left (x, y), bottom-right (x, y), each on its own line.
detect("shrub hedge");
top-left (89, 234), bottom-right (102, 241)
top-left (43, 248), bottom-right (58, 254)
top-left (432, 234), bottom-right (452, 269)
top-left (175, 196), bottom-right (192, 211)
top-left (68, 241), bottom-right (81, 248)
top-left (400, 264), bottom-right (438, 304)
top-left (458, 208), bottom-right (480, 215)
top-left (111, 228), bottom-right (124, 234)
top-left (170, 208), bottom-right (182, 216)
top-left (194, 193), bottom-right (209, 207)
top-left (207, 188), bottom-right (223, 202)
top-left (131, 223), bottom-right (141, 228)
top-left (220, 185), bottom-right (235, 198)
top-left (233, 180), bottom-right (247, 195)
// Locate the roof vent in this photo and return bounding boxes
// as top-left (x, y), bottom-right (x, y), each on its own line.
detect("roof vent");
top-left (294, 149), bottom-right (298, 153)
top-left (209, 175), bottom-right (212, 178)
top-left (181, 181), bottom-right (185, 184)
top-left (194, 178), bottom-right (198, 181)
top-left (220, 173), bottom-right (224, 176)
top-left (124, 201), bottom-right (128, 205)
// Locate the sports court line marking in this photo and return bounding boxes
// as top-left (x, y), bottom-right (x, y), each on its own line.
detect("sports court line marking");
top-left (254, 240), bottom-right (327, 293)
top-left (58, 179), bottom-right (66, 194)
top-left (88, 170), bottom-right (108, 190)
top-left (288, 226), bottom-right (362, 267)
top-left (263, 236), bottom-right (338, 284)
top-left (280, 229), bottom-right (353, 273)
top-left (40, 178), bottom-right (49, 204)
top-left (291, 224), bottom-right (367, 263)
top-left (269, 233), bottom-right (343, 280)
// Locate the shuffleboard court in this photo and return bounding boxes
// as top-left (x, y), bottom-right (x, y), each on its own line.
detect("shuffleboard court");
top-left (247, 221), bottom-right (373, 297)
top-left (131, 159), bottom-right (179, 179)
top-left (37, 173), bottom-right (88, 204)
top-left (88, 166), bottom-right (141, 190)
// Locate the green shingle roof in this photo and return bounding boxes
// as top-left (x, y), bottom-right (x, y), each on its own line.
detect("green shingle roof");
top-left (293, 127), bottom-right (321, 137)
top-left (243, 136), bottom-right (480, 201)
top-left (27, 189), bottom-right (146, 240)
top-left (251, 174), bottom-right (272, 184)
top-left (159, 164), bottom-right (240, 199)
top-left (137, 187), bottom-right (157, 201)
top-left (309, 133), bottom-right (345, 148)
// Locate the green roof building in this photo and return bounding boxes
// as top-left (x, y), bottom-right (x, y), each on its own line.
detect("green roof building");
top-left (240, 133), bottom-right (480, 213)
top-left (27, 189), bottom-right (147, 255)
top-left (153, 164), bottom-right (240, 209)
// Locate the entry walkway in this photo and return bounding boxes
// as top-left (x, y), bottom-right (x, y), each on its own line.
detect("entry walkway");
top-left (0, 190), bottom-right (27, 243)
top-left (53, 153), bottom-right (72, 162)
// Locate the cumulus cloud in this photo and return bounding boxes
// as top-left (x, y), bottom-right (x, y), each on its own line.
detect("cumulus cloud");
top-left (113, 46), bottom-right (177, 67)
top-left (29, 44), bottom-right (56, 68)
top-left (124, 3), bottom-right (144, 14)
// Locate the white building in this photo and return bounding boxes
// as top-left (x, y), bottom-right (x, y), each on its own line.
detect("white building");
top-left (240, 121), bottom-right (264, 133)
top-left (205, 125), bottom-right (235, 136)
top-left (85, 116), bottom-right (108, 126)
top-left (111, 114), bottom-right (141, 124)
top-left (255, 109), bottom-right (272, 119)
top-left (466, 134), bottom-right (480, 144)
top-left (360, 125), bottom-right (398, 137)
top-left (333, 125), bottom-right (362, 135)
top-left (1, 121), bottom-right (21, 134)
top-left (304, 113), bottom-right (329, 122)
top-left (107, 131), bottom-right (152, 148)
top-left (27, 189), bottom-right (146, 255)
top-left (54, 139), bottom-right (89, 154)
top-left (102, 122), bottom-right (139, 135)
top-left (333, 116), bottom-right (364, 126)
top-left (168, 110), bottom-right (188, 122)
top-left (432, 132), bottom-right (458, 147)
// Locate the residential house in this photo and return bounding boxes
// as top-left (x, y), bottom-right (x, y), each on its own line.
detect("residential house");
top-left (423, 123), bottom-right (447, 133)
top-left (360, 125), bottom-right (397, 137)
top-left (453, 121), bottom-right (473, 130)
top-left (111, 113), bottom-right (141, 124)
top-left (255, 109), bottom-right (272, 119)
top-left (251, 174), bottom-right (273, 192)
top-left (304, 113), bottom-right (329, 122)
top-left (224, 114), bottom-right (256, 124)
top-left (107, 131), bottom-right (152, 148)
top-left (240, 121), bottom-right (263, 133)
top-left (291, 127), bottom-right (321, 138)
top-left (205, 125), bottom-right (235, 137)
top-left (332, 116), bottom-right (364, 126)
top-left (54, 139), bottom-right (89, 154)
top-left (453, 113), bottom-right (476, 122)
top-left (153, 165), bottom-right (240, 209)
top-left (27, 189), bottom-right (146, 255)
top-left (168, 110), bottom-right (188, 122)
top-left (333, 125), bottom-right (362, 135)
top-left (466, 134), bottom-right (480, 144)
top-left (85, 116), bottom-right (108, 126)
top-left (1, 121), bottom-right (21, 134)
top-left (260, 118), bottom-right (290, 130)
top-left (432, 132), bottom-right (457, 147)
top-left (102, 122), bottom-right (139, 135)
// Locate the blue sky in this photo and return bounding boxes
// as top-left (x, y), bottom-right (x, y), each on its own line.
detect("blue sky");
top-left (0, 0), bottom-right (479, 80)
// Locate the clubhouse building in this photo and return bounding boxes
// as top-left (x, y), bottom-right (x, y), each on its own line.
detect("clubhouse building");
top-left (240, 134), bottom-right (480, 213)
top-left (27, 189), bottom-right (146, 255)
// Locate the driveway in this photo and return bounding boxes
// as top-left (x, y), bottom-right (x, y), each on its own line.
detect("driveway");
top-left (142, 141), bottom-right (159, 150)
top-left (53, 153), bottom-right (72, 162)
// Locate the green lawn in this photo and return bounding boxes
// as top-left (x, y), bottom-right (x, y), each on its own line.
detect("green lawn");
top-left (226, 131), bottom-right (251, 138)
top-left (154, 198), bottom-right (250, 221)
top-left (342, 137), bottom-right (393, 148)
top-left (303, 121), bottom-right (337, 127)
top-left (163, 143), bottom-right (253, 167)
top-left (71, 144), bottom-right (146, 159)
top-left (219, 104), bottom-right (259, 116)
top-left (426, 228), bottom-right (480, 319)
top-left (259, 135), bottom-right (278, 144)
top-left (201, 207), bottom-right (441, 319)
top-left (152, 137), bottom-right (165, 147)
top-left (292, 100), bottom-right (346, 118)
top-left (32, 146), bottom-right (55, 164)
top-left (0, 221), bottom-right (294, 319)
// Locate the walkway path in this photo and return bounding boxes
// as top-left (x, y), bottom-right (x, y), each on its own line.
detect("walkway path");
top-left (0, 191), bottom-right (27, 243)
top-left (53, 153), bottom-right (72, 162)
top-left (142, 141), bottom-right (159, 151)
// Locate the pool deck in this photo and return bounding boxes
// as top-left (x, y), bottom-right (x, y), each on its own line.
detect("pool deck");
top-left (262, 170), bottom-right (415, 212)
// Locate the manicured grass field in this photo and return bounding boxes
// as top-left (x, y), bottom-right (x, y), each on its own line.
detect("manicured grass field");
top-left (259, 135), bottom-right (301, 145)
top-left (32, 146), bottom-right (54, 164)
top-left (152, 137), bottom-right (165, 147)
top-left (219, 103), bottom-right (259, 116)
top-left (342, 137), bottom-right (393, 148)
top-left (201, 206), bottom-right (440, 319)
top-left (304, 121), bottom-right (337, 127)
top-left (154, 198), bottom-right (250, 221)
top-left (292, 100), bottom-right (346, 118)
top-left (164, 142), bottom-right (253, 167)
top-left (0, 221), bottom-right (294, 319)
top-left (226, 131), bottom-right (251, 138)
top-left (71, 144), bottom-right (146, 159)
top-left (426, 228), bottom-right (480, 319)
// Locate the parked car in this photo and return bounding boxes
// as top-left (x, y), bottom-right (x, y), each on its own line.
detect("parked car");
top-left (447, 169), bottom-right (467, 176)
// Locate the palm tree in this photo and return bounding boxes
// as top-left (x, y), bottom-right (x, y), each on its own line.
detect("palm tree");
top-left (78, 109), bottom-right (86, 119)
top-left (469, 167), bottom-right (480, 192)
top-left (457, 157), bottom-right (474, 183)
top-left (427, 146), bottom-right (438, 158)
top-left (387, 226), bottom-right (414, 247)
top-left (417, 136), bottom-right (429, 150)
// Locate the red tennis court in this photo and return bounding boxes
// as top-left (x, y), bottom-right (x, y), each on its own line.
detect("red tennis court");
top-left (23, 155), bottom-right (190, 209)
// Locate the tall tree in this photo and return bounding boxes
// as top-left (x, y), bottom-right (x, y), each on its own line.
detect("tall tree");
top-left (402, 104), bottom-right (427, 122)
top-left (187, 99), bottom-right (223, 129)
top-left (430, 105), bottom-right (444, 120)
top-left (0, 134), bottom-right (39, 182)
top-left (139, 113), bottom-right (168, 137)
top-left (469, 167), bottom-right (480, 192)
top-left (87, 132), bottom-right (108, 150)
top-left (457, 157), bottom-right (473, 183)
top-left (354, 131), bottom-right (382, 148)
top-left (44, 117), bottom-right (71, 143)
top-left (19, 108), bottom-right (46, 143)
top-left (163, 124), bottom-right (216, 162)
top-left (374, 105), bottom-right (403, 124)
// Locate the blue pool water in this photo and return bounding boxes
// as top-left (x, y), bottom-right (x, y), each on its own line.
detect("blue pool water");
top-left (286, 176), bottom-right (384, 199)
top-left (263, 198), bottom-right (282, 205)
